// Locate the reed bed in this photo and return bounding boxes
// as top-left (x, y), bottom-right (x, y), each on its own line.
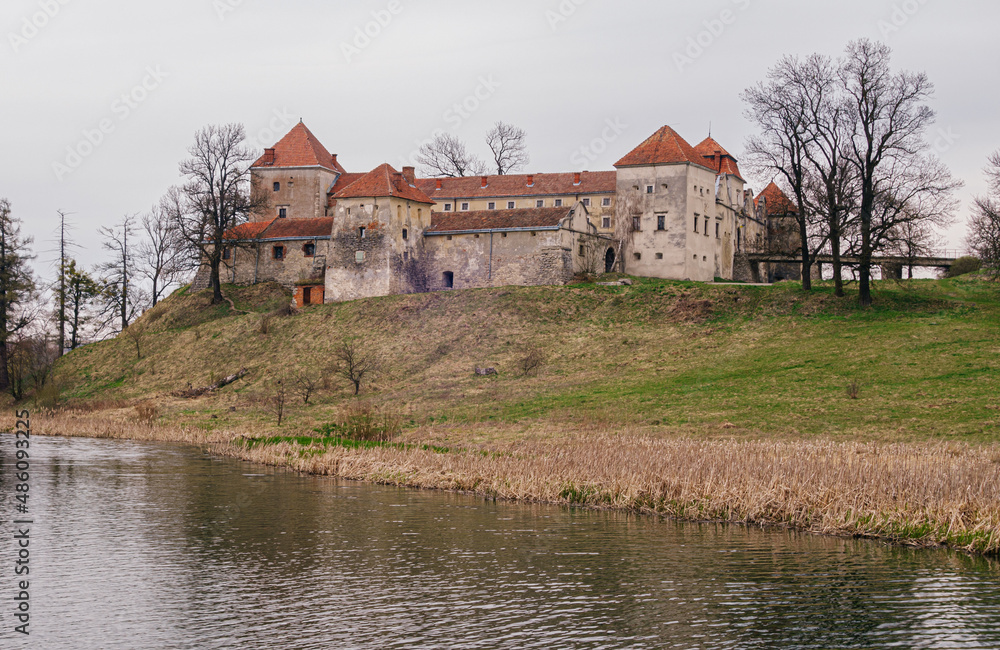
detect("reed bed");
top-left (20, 412), bottom-right (1000, 554)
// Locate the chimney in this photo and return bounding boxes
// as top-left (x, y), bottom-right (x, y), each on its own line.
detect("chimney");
top-left (262, 148), bottom-right (275, 165)
top-left (435, 179), bottom-right (443, 190)
top-left (527, 174), bottom-right (534, 187)
top-left (714, 150), bottom-right (722, 173)
top-left (402, 166), bottom-right (416, 185)
top-left (331, 154), bottom-right (339, 167)
top-left (481, 176), bottom-right (489, 189)
top-left (574, 172), bottom-right (582, 185)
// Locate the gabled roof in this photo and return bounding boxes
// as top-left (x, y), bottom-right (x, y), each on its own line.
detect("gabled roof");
top-left (252, 122), bottom-right (346, 173)
top-left (694, 137), bottom-right (744, 181)
top-left (426, 207), bottom-right (573, 234)
top-left (224, 220), bottom-right (273, 241)
top-left (758, 182), bottom-right (798, 215)
top-left (332, 163), bottom-right (435, 205)
top-left (614, 125), bottom-right (706, 169)
top-left (264, 217), bottom-right (334, 239)
top-left (414, 171), bottom-right (616, 200)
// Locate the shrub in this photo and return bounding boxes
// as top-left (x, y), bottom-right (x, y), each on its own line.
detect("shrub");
top-left (944, 256), bottom-right (982, 278)
top-left (134, 402), bottom-right (158, 426)
top-left (519, 347), bottom-right (546, 377)
top-left (846, 380), bottom-right (861, 400)
top-left (325, 402), bottom-right (401, 442)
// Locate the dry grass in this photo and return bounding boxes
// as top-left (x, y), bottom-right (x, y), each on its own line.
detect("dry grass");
top-left (14, 410), bottom-right (1000, 553)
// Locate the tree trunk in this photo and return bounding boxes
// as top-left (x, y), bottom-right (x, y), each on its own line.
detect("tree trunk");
top-left (210, 258), bottom-right (224, 305)
top-left (799, 225), bottom-right (812, 291)
top-left (830, 222), bottom-right (845, 297)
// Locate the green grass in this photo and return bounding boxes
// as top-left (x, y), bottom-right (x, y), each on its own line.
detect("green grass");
top-left (49, 275), bottom-right (1000, 443)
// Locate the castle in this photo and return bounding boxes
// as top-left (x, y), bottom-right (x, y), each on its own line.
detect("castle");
top-left (196, 122), bottom-right (797, 305)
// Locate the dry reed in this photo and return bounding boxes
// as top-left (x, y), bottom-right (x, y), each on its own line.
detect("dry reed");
top-left (18, 412), bottom-right (1000, 554)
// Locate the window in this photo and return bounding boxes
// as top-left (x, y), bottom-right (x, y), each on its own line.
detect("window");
top-left (273, 182), bottom-right (280, 192)
top-left (657, 215), bottom-right (666, 231)
top-left (632, 216), bottom-right (641, 231)
top-left (397, 206), bottom-right (402, 219)
top-left (488, 202), bottom-right (496, 210)
top-left (303, 243), bottom-right (316, 257)
top-left (602, 197), bottom-right (611, 207)
top-left (461, 202), bottom-right (470, 211)
top-left (693, 215), bottom-right (699, 232)
top-left (446, 235), bottom-right (453, 241)
top-left (646, 185), bottom-right (654, 194)
top-left (359, 227), bottom-right (366, 239)
top-left (655, 253), bottom-right (663, 260)
top-left (222, 247), bottom-right (231, 260)
top-left (272, 246), bottom-right (284, 260)
top-left (536, 200), bottom-right (544, 208)
top-left (508, 201), bottom-right (516, 209)
top-left (555, 199), bottom-right (563, 207)
top-left (531, 231), bottom-right (537, 237)
top-left (582, 198), bottom-right (591, 207)
top-left (704, 218), bottom-right (709, 235)
top-left (501, 232), bottom-right (507, 238)
top-left (602, 217), bottom-right (611, 229)
top-left (402, 228), bottom-right (408, 241)
top-left (355, 251), bottom-right (366, 263)
top-left (715, 223), bottom-right (720, 239)
top-left (633, 252), bottom-right (641, 261)
top-left (443, 271), bottom-right (454, 289)
top-left (444, 203), bottom-right (452, 212)
top-left (278, 207), bottom-right (287, 219)
top-left (403, 251), bottom-right (409, 260)
top-left (579, 245), bottom-right (585, 256)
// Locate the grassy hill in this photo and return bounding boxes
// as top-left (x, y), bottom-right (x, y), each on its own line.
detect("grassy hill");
top-left (51, 274), bottom-right (1000, 444)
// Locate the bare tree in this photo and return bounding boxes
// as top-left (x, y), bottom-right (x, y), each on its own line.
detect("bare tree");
top-left (293, 370), bottom-right (320, 405)
top-left (53, 210), bottom-right (78, 356)
top-left (98, 215), bottom-right (144, 333)
top-left (486, 121), bottom-right (529, 175)
top-left (743, 55), bottom-right (821, 290)
top-left (417, 133), bottom-right (487, 178)
top-left (138, 205), bottom-right (192, 306)
top-left (841, 39), bottom-right (949, 306)
top-left (968, 151), bottom-right (1000, 277)
top-left (167, 124), bottom-right (267, 305)
top-left (334, 339), bottom-right (380, 396)
top-left (122, 321), bottom-right (148, 360)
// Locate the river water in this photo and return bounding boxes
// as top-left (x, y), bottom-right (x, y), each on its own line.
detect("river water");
top-left (2, 436), bottom-right (1000, 649)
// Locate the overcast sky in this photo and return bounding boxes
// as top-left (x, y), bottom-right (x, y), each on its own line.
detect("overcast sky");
top-left (3, 0), bottom-right (998, 276)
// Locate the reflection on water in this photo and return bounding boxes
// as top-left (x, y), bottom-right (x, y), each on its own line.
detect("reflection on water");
top-left (2, 436), bottom-right (999, 649)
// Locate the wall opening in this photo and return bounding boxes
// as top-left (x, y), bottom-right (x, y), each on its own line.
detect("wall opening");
top-left (443, 271), bottom-right (454, 289)
top-left (604, 248), bottom-right (616, 273)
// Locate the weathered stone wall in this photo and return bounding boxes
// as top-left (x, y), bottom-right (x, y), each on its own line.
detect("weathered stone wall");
top-left (423, 229), bottom-right (575, 291)
top-left (252, 167), bottom-right (338, 221)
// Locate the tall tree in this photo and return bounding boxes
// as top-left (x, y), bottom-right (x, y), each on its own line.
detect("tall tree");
top-left (66, 259), bottom-right (100, 349)
top-left (486, 121), bottom-right (529, 175)
top-left (841, 39), bottom-right (941, 306)
top-left (416, 133), bottom-right (487, 178)
top-left (168, 123), bottom-right (267, 305)
top-left (98, 215), bottom-right (142, 333)
top-left (743, 56), bottom-right (819, 290)
top-left (0, 200), bottom-right (37, 393)
top-left (968, 151), bottom-right (1000, 277)
top-left (54, 210), bottom-right (74, 356)
top-left (138, 204), bottom-right (191, 306)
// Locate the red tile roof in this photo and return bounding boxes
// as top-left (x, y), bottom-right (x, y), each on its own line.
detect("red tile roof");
top-left (263, 217), bottom-right (334, 239)
top-left (426, 206), bottom-right (573, 233)
top-left (758, 182), bottom-right (798, 215)
top-left (694, 137), bottom-right (744, 180)
top-left (332, 163), bottom-right (435, 204)
top-left (224, 220), bottom-right (273, 240)
top-left (415, 171), bottom-right (616, 200)
top-left (614, 126), bottom-right (708, 169)
top-left (252, 122), bottom-right (346, 173)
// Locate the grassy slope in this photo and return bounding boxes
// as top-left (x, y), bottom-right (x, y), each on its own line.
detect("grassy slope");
top-left (51, 275), bottom-right (1000, 443)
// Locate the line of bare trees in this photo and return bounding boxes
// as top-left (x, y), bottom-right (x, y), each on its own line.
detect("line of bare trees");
top-left (743, 39), bottom-right (962, 305)
top-left (417, 121), bottom-right (530, 178)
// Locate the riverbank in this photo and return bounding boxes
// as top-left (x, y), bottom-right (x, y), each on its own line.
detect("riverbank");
top-left (21, 410), bottom-right (1000, 555)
